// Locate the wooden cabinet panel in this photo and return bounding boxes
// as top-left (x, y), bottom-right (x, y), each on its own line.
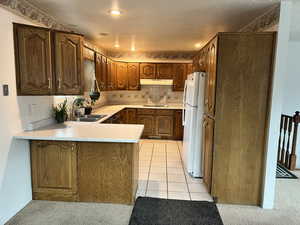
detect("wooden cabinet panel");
top-left (127, 63), bottom-right (140, 90)
top-left (156, 109), bottom-right (174, 116)
top-left (107, 58), bottom-right (116, 91)
top-left (156, 64), bottom-right (173, 79)
top-left (31, 141), bottom-right (78, 201)
top-left (119, 109), bottom-right (128, 124)
top-left (187, 63), bottom-right (194, 75)
top-left (156, 116), bottom-right (174, 137)
top-left (204, 37), bottom-right (218, 116)
top-left (140, 63), bottom-right (156, 79)
top-left (14, 24), bottom-right (53, 95)
top-left (127, 108), bottom-right (137, 124)
top-left (202, 116), bottom-right (214, 193)
top-left (116, 62), bottom-right (128, 90)
top-left (78, 142), bottom-right (138, 204)
top-left (54, 32), bottom-right (83, 95)
top-left (174, 110), bottom-right (183, 140)
top-left (137, 115), bottom-right (155, 137)
top-left (95, 54), bottom-right (107, 91)
top-left (173, 64), bottom-right (187, 91)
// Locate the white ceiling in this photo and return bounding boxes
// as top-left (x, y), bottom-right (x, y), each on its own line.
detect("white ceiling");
top-left (28, 0), bottom-right (279, 51)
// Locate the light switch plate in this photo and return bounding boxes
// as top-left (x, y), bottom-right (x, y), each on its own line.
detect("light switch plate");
top-left (3, 84), bottom-right (9, 96)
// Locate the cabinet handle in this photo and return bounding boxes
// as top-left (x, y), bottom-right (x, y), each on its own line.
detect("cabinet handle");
top-left (58, 78), bottom-right (61, 89)
top-left (48, 78), bottom-right (51, 89)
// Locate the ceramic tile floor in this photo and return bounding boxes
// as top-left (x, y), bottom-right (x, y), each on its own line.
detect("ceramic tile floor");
top-left (136, 139), bottom-right (213, 201)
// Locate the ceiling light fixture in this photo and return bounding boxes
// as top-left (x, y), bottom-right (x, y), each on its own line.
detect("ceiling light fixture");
top-left (114, 43), bottom-right (120, 48)
top-left (109, 9), bottom-right (122, 16)
top-left (195, 43), bottom-right (201, 48)
top-left (131, 46), bottom-right (136, 51)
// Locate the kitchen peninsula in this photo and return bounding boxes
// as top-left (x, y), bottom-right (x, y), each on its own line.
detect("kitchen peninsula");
top-left (14, 122), bottom-right (144, 205)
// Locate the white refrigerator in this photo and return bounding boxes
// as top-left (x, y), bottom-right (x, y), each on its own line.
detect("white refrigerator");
top-left (182, 72), bottom-right (205, 178)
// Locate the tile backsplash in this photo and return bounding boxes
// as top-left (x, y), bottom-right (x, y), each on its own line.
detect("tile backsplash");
top-left (105, 86), bottom-right (183, 105)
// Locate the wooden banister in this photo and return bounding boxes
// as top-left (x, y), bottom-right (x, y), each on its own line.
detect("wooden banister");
top-left (277, 111), bottom-right (299, 171)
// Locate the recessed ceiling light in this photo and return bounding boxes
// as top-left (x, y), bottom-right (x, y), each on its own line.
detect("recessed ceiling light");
top-left (109, 9), bottom-right (122, 16)
top-left (195, 43), bottom-right (201, 48)
top-left (131, 46), bottom-right (136, 51)
top-left (114, 43), bottom-right (120, 48)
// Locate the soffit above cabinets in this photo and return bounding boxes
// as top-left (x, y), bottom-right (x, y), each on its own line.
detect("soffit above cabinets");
top-left (27, 0), bottom-right (279, 51)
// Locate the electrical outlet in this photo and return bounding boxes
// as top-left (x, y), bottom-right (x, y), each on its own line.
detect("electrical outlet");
top-left (3, 84), bottom-right (9, 96)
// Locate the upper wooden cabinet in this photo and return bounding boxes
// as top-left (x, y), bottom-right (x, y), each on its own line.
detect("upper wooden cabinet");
top-left (107, 59), bottom-right (116, 91)
top-left (156, 64), bottom-right (173, 79)
top-left (116, 62), bottom-right (128, 90)
top-left (95, 53), bottom-right (107, 91)
top-left (14, 24), bottom-right (52, 95)
top-left (140, 63), bottom-right (156, 79)
top-left (14, 23), bottom-right (84, 96)
top-left (173, 64), bottom-right (187, 91)
top-left (127, 63), bottom-right (140, 90)
top-left (54, 32), bottom-right (83, 95)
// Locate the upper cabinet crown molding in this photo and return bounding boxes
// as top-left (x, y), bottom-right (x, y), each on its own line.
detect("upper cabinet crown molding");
top-left (14, 23), bottom-right (84, 96)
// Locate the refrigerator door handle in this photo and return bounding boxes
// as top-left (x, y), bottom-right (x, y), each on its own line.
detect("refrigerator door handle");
top-left (182, 81), bottom-right (188, 126)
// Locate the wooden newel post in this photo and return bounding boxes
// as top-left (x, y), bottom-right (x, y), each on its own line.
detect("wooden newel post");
top-left (289, 111), bottom-right (300, 170)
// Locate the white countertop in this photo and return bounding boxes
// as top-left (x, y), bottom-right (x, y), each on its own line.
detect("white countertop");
top-left (14, 104), bottom-right (182, 143)
top-left (14, 122), bottom-right (144, 143)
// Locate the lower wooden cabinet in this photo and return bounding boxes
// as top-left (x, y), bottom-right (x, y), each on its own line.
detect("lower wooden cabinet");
top-left (174, 110), bottom-right (184, 140)
top-left (137, 115), bottom-right (156, 137)
top-left (202, 116), bottom-right (214, 193)
top-left (31, 141), bottom-right (78, 201)
top-left (156, 116), bottom-right (174, 137)
top-left (30, 140), bottom-right (138, 204)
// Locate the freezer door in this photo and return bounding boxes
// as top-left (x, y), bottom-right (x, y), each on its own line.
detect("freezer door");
top-left (182, 105), bottom-right (198, 175)
top-left (185, 73), bottom-right (200, 107)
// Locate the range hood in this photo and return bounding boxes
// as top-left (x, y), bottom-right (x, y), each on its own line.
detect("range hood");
top-left (140, 79), bottom-right (173, 86)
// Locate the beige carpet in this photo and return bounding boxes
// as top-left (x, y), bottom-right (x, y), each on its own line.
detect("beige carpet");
top-left (6, 171), bottom-right (300, 225)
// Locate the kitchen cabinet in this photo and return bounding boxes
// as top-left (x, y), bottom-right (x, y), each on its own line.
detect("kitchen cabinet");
top-left (127, 63), bottom-right (140, 90)
top-left (54, 32), bottom-right (83, 95)
top-left (30, 140), bottom-right (138, 204)
top-left (156, 116), bottom-right (174, 137)
top-left (202, 116), bottom-right (214, 192)
top-left (14, 24), bottom-right (53, 95)
top-left (204, 37), bottom-right (218, 116)
top-left (137, 115), bottom-right (156, 137)
top-left (127, 108), bottom-right (137, 124)
top-left (116, 62), bottom-right (128, 90)
top-left (14, 23), bottom-right (84, 96)
top-left (156, 64), bottom-right (173, 79)
top-left (31, 141), bottom-right (78, 201)
top-left (107, 58), bottom-right (116, 90)
top-left (140, 63), bottom-right (156, 79)
top-left (196, 32), bottom-right (276, 205)
top-left (95, 53), bottom-right (107, 91)
top-left (173, 64), bottom-right (187, 91)
top-left (187, 63), bottom-right (194, 75)
top-left (174, 110), bottom-right (183, 140)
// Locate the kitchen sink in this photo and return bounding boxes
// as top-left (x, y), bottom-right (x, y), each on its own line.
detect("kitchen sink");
top-left (77, 114), bottom-right (107, 122)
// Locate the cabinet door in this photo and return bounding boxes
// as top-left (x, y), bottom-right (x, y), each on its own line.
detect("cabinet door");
top-left (137, 115), bottom-right (155, 137)
top-left (14, 24), bottom-right (53, 95)
top-left (140, 63), bottom-right (156, 79)
top-left (107, 58), bottom-right (116, 91)
top-left (127, 63), bottom-right (140, 90)
top-left (174, 110), bottom-right (183, 140)
top-left (204, 38), bottom-right (218, 116)
top-left (55, 32), bottom-right (83, 95)
top-left (173, 64), bottom-right (187, 91)
top-left (127, 108), bottom-right (137, 124)
top-left (156, 64), bottom-right (173, 79)
top-left (31, 141), bottom-right (78, 201)
top-left (119, 109), bottom-right (128, 124)
top-left (95, 54), bottom-right (107, 91)
top-left (156, 116), bottom-right (174, 137)
top-left (186, 63), bottom-right (194, 75)
top-left (202, 116), bottom-right (214, 193)
top-left (116, 62), bottom-right (128, 90)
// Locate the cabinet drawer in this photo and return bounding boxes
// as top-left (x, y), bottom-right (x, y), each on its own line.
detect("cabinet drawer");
top-left (156, 109), bottom-right (174, 116)
top-left (137, 109), bottom-right (156, 115)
